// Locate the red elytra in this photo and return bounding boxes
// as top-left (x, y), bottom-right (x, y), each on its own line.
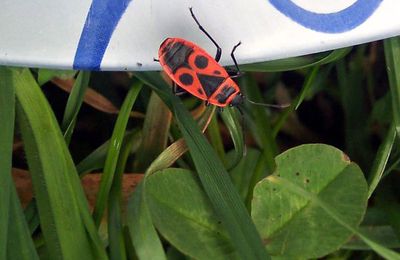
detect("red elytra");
top-left (158, 38), bottom-right (243, 107)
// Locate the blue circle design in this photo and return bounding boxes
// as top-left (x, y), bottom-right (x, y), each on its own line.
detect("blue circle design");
top-left (269, 0), bottom-right (383, 33)
top-left (73, 0), bottom-right (132, 70)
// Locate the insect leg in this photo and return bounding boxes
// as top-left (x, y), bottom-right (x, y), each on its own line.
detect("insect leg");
top-left (229, 41), bottom-right (243, 79)
top-left (189, 7), bottom-right (222, 62)
top-left (153, 58), bottom-right (160, 62)
top-left (172, 82), bottom-right (186, 96)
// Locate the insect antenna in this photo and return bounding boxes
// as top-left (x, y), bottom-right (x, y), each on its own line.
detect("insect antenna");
top-left (246, 98), bottom-right (290, 109)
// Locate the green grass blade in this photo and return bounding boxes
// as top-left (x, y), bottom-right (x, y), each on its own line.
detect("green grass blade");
top-left (273, 65), bottom-right (320, 136)
top-left (135, 91), bottom-right (171, 171)
top-left (23, 200), bottom-right (40, 235)
top-left (337, 50), bottom-right (374, 170)
top-left (172, 98), bottom-right (269, 260)
top-left (76, 130), bottom-right (140, 176)
top-left (14, 68), bottom-right (106, 259)
top-left (37, 69), bottom-right (76, 86)
top-left (92, 80), bottom-right (142, 227)
top-left (241, 48), bottom-right (351, 72)
top-left (206, 113), bottom-right (226, 163)
top-left (135, 72), bottom-right (270, 260)
top-left (384, 37), bottom-right (400, 136)
top-left (7, 187), bottom-right (39, 260)
top-left (241, 75), bottom-right (277, 206)
top-left (220, 107), bottom-right (244, 169)
top-left (108, 133), bottom-right (137, 260)
top-left (0, 67), bottom-right (14, 259)
top-left (0, 67), bottom-right (38, 259)
top-left (127, 182), bottom-right (167, 260)
top-left (61, 71), bottom-right (91, 143)
top-left (368, 124), bottom-right (396, 198)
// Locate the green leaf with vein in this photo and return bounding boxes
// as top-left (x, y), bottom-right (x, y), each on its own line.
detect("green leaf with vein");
top-left (252, 144), bottom-right (400, 259)
top-left (252, 144), bottom-right (367, 259)
top-left (146, 168), bottom-right (239, 259)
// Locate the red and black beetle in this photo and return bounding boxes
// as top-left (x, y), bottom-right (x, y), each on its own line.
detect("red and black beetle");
top-left (157, 8), bottom-right (244, 108)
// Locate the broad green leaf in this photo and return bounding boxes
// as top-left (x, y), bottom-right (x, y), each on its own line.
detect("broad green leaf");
top-left (146, 168), bottom-right (239, 259)
top-left (14, 68), bottom-right (106, 260)
top-left (0, 67), bottom-right (38, 259)
top-left (93, 80), bottom-right (142, 227)
top-left (252, 144), bottom-right (368, 259)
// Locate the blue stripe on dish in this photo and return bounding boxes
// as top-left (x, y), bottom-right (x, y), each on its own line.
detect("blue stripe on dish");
top-left (73, 0), bottom-right (132, 70)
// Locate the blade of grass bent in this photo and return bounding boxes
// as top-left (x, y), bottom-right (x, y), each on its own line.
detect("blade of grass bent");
top-left (384, 37), bottom-right (400, 136)
top-left (241, 48), bottom-right (351, 72)
top-left (135, 72), bottom-right (269, 260)
top-left (92, 80), bottom-right (142, 227)
top-left (62, 71), bottom-right (91, 143)
top-left (368, 124), bottom-right (396, 198)
top-left (0, 67), bottom-right (38, 259)
top-left (14, 68), bottom-right (106, 260)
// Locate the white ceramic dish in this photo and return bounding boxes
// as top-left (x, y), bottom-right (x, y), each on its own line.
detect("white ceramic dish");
top-left (0, 0), bottom-right (399, 71)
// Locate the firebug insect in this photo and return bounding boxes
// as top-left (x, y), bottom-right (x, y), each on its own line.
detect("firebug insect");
top-left (156, 7), bottom-right (285, 109)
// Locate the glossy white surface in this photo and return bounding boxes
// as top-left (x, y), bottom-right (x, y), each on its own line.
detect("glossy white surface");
top-left (0, 0), bottom-right (399, 71)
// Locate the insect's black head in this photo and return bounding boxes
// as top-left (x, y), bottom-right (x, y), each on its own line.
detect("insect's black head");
top-left (230, 93), bottom-right (244, 107)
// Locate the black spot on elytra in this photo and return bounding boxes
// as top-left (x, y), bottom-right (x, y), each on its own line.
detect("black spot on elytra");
top-left (179, 73), bottom-right (193, 85)
top-left (197, 88), bottom-right (204, 95)
top-left (163, 42), bottom-right (192, 73)
top-left (214, 70), bottom-right (221, 75)
top-left (195, 55), bottom-right (208, 69)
